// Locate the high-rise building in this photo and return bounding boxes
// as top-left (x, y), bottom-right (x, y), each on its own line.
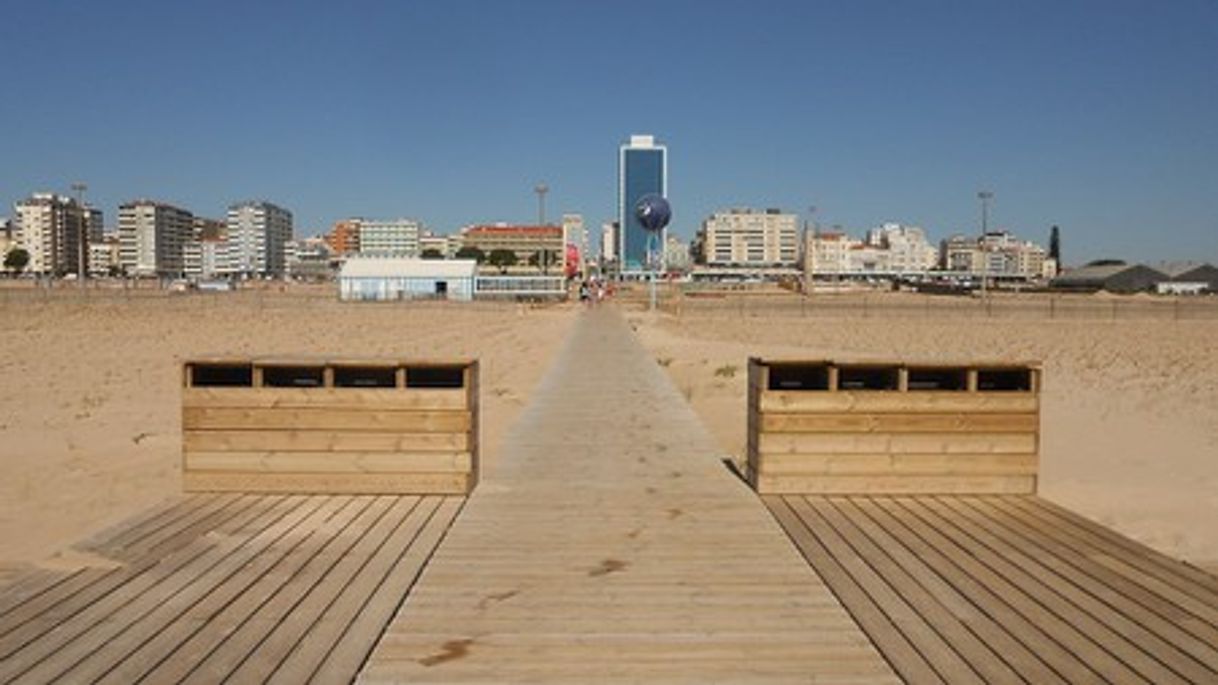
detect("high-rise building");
top-left (325, 219), bottom-right (361, 255)
top-left (600, 221), bottom-right (618, 262)
top-left (226, 200), bottom-right (293, 276)
top-left (13, 193), bottom-right (98, 276)
top-left (618, 134), bottom-right (667, 273)
top-left (561, 213), bottom-right (585, 274)
top-left (700, 208), bottom-right (799, 267)
top-left (118, 200), bottom-right (194, 277)
top-left (358, 219), bottom-right (421, 256)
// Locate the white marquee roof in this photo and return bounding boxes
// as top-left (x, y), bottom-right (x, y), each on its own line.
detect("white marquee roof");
top-left (339, 257), bottom-right (477, 279)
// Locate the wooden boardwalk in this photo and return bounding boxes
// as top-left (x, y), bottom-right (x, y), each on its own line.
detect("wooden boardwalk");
top-left (0, 493), bottom-right (462, 684)
top-left (766, 494), bottom-right (1218, 684)
top-left (362, 309), bottom-right (897, 683)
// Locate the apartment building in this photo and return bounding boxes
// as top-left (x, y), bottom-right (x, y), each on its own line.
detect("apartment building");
top-left (226, 200), bottom-right (293, 276)
top-left (701, 208), bottom-right (798, 267)
top-left (118, 200), bottom-right (194, 277)
top-left (13, 193), bottom-right (100, 276)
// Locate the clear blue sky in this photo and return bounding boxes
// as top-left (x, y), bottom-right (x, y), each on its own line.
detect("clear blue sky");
top-left (3, 0), bottom-right (1216, 265)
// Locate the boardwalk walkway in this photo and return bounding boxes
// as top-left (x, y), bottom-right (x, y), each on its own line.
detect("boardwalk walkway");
top-left (362, 308), bottom-right (897, 683)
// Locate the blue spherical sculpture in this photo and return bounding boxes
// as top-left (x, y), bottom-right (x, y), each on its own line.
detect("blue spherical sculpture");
top-left (635, 194), bottom-right (671, 232)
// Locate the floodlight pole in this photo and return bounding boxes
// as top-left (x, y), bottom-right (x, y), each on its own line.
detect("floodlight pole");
top-left (72, 182), bottom-right (88, 286)
top-left (977, 190), bottom-right (993, 297)
top-left (534, 183), bottom-right (549, 226)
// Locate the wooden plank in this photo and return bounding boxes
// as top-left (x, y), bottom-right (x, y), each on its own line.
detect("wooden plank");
top-left (183, 471), bottom-right (471, 495)
top-left (184, 387), bottom-right (469, 410)
top-left (899, 497), bottom-right (1176, 684)
top-left (83, 494), bottom-right (225, 557)
top-left (214, 497), bottom-right (449, 684)
top-left (55, 496), bottom-right (378, 684)
top-left (0, 570), bottom-right (78, 621)
top-left (760, 412), bottom-right (1038, 434)
top-left (0, 496), bottom-right (307, 681)
top-left (810, 498), bottom-right (1022, 684)
top-left (786, 496), bottom-right (983, 682)
top-left (73, 495), bottom-right (199, 553)
top-left (760, 391), bottom-right (1038, 414)
top-left (762, 496), bottom-right (943, 684)
top-left (953, 497), bottom-right (1218, 679)
top-left (993, 497), bottom-right (1218, 632)
top-left (853, 497), bottom-right (1107, 683)
top-left (183, 406), bottom-right (471, 433)
top-left (1007, 496), bottom-right (1218, 600)
top-left (183, 429), bottom-right (468, 453)
top-left (114, 495), bottom-right (267, 562)
top-left (126, 497), bottom-right (416, 685)
top-left (272, 497), bottom-right (465, 684)
top-left (758, 452), bottom-right (1038, 477)
top-left (758, 432), bottom-right (1037, 455)
top-left (184, 450), bottom-right (473, 474)
top-left (831, 497), bottom-right (1067, 684)
top-left (757, 474), bottom-right (1036, 495)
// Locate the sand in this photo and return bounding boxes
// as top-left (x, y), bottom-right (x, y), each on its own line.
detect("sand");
top-left (0, 290), bottom-right (575, 580)
top-left (629, 296), bottom-right (1218, 573)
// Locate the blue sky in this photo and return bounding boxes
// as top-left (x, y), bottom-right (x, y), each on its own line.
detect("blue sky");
top-left (2, 1), bottom-right (1216, 264)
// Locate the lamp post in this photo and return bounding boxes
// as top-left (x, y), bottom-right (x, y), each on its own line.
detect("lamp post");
top-left (977, 190), bottom-right (993, 297)
top-left (71, 182), bottom-right (88, 286)
top-left (534, 183), bottom-right (549, 226)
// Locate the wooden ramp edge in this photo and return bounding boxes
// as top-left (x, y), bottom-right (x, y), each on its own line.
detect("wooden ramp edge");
top-left (765, 493), bottom-right (1218, 684)
top-left (0, 493), bottom-right (464, 684)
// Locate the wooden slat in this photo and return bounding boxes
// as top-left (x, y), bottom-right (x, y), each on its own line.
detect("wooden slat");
top-left (810, 498), bottom-right (1022, 684)
top-left (758, 452), bottom-right (1038, 476)
top-left (54, 496), bottom-right (376, 684)
top-left (757, 474), bottom-right (1035, 495)
top-left (951, 498), bottom-right (1218, 678)
top-left (185, 450), bottom-right (473, 474)
top-left (760, 391), bottom-right (1038, 414)
top-left (898, 497), bottom-right (1174, 684)
top-left (0, 496), bottom-right (308, 681)
top-left (762, 496), bottom-right (942, 684)
top-left (1007, 496), bottom-right (1218, 600)
top-left (183, 387), bottom-right (468, 410)
top-left (183, 471), bottom-right (471, 495)
top-left (260, 497), bottom-right (463, 684)
top-left (761, 412), bottom-right (1038, 433)
top-left (93, 496), bottom-right (403, 685)
top-left (848, 497), bottom-right (1108, 683)
top-left (82, 494), bottom-right (226, 557)
top-left (183, 406), bottom-right (471, 432)
top-left (183, 429), bottom-right (469, 453)
top-left (758, 432), bottom-right (1037, 455)
top-left (196, 497), bottom-right (445, 684)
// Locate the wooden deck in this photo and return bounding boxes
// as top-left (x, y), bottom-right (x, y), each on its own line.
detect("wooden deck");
top-left (0, 493), bottom-right (463, 684)
top-left (765, 494), bottom-right (1218, 684)
top-left (361, 308), bottom-right (898, 683)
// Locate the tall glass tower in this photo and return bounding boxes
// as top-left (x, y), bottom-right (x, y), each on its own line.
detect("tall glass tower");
top-left (617, 134), bottom-right (667, 274)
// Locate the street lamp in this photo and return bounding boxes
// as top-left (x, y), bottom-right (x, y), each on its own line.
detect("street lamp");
top-left (977, 190), bottom-right (993, 297)
top-left (534, 183), bottom-right (549, 226)
top-left (71, 182), bottom-right (88, 285)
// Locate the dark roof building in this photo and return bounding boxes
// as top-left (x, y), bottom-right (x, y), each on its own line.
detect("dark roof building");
top-left (1050, 263), bottom-right (1167, 293)
top-left (1154, 261), bottom-right (1218, 292)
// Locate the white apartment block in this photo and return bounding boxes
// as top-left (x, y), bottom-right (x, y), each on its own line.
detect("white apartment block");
top-left (600, 222), bottom-right (618, 262)
top-left (865, 223), bottom-right (938, 273)
top-left (805, 232), bottom-right (857, 275)
top-left (118, 200), bottom-right (194, 277)
top-left (13, 193), bottom-right (98, 276)
top-left (88, 237), bottom-right (120, 277)
top-left (702, 208), bottom-right (798, 267)
top-left (663, 235), bottom-right (692, 271)
top-left (358, 219), bottom-right (420, 256)
top-left (226, 200), bottom-right (293, 276)
top-left (418, 232), bottom-right (457, 258)
top-left (940, 231), bottom-right (1049, 279)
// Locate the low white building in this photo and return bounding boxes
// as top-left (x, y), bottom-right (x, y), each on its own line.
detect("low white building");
top-left (339, 257), bottom-right (476, 301)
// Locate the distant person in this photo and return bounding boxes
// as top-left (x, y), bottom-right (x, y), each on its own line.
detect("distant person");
top-left (578, 280), bottom-right (590, 305)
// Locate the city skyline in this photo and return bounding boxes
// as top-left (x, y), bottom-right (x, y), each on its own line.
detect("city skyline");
top-left (3, 1), bottom-right (1216, 264)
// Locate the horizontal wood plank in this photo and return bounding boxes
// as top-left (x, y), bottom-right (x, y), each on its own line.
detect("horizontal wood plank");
top-left (183, 471), bottom-right (471, 494)
top-left (758, 452), bottom-right (1038, 476)
top-left (184, 450), bottom-right (472, 474)
top-left (183, 430), bottom-right (468, 453)
top-left (760, 391), bottom-right (1038, 414)
top-left (183, 387), bottom-right (468, 410)
top-left (758, 432), bottom-right (1037, 455)
top-left (756, 474), bottom-right (1036, 495)
top-left (183, 406), bottom-right (470, 433)
top-left (760, 412), bottom-right (1037, 434)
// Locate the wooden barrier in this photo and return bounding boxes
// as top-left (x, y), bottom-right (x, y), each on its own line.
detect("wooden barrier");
top-left (747, 358), bottom-right (1040, 494)
top-left (181, 358), bottom-right (479, 494)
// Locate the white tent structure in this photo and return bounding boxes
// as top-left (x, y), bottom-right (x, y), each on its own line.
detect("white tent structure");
top-left (339, 258), bottom-right (477, 301)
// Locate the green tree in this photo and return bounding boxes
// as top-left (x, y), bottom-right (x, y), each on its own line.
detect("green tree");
top-left (420, 248), bottom-right (445, 260)
top-left (487, 249), bottom-right (518, 274)
top-left (454, 246), bottom-right (485, 263)
top-left (4, 248), bottom-right (30, 276)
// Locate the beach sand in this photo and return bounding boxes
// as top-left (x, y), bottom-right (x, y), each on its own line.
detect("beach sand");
top-left (0, 291), bottom-right (575, 581)
top-left (630, 299), bottom-right (1218, 573)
